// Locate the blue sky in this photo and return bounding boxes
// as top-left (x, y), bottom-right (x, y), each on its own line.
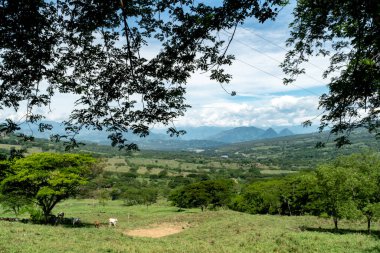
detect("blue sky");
top-left (175, 1), bottom-right (330, 129)
top-left (0, 1), bottom-right (331, 132)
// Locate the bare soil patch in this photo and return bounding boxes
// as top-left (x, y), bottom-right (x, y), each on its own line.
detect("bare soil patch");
top-left (124, 222), bottom-right (189, 238)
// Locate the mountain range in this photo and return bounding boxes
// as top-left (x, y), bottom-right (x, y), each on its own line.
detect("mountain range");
top-left (17, 121), bottom-right (300, 150)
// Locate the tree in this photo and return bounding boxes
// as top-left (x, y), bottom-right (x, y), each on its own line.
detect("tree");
top-left (278, 172), bottom-right (319, 216)
top-left (0, 0), bottom-right (286, 149)
top-left (169, 179), bottom-right (235, 211)
top-left (122, 187), bottom-right (158, 207)
top-left (0, 194), bottom-right (31, 217)
top-left (0, 153), bottom-right (96, 222)
top-left (314, 164), bottom-right (362, 230)
top-left (332, 152), bottom-right (380, 234)
top-left (282, 0), bottom-right (380, 147)
top-left (236, 179), bottom-right (283, 215)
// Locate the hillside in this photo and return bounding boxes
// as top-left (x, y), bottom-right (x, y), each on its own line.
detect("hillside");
top-left (208, 126), bottom-right (294, 143)
top-left (3, 126), bottom-right (379, 172)
top-left (212, 129), bottom-right (380, 170)
top-left (0, 200), bottom-right (378, 253)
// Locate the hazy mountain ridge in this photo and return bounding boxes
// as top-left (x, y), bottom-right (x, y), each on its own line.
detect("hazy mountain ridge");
top-left (17, 121), bottom-right (298, 150)
top-left (209, 126), bottom-right (294, 143)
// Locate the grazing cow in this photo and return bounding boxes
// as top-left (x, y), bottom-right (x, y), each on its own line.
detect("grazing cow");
top-left (108, 218), bottom-right (118, 227)
top-left (72, 218), bottom-right (81, 226)
top-left (94, 220), bottom-right (100, 228)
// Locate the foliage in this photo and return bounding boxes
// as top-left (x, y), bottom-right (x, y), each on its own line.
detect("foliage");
top-left (282, 0), bottom-right (380, 146)
top-left (0, 0), bottom-right (286, 149)
top-left (169, 179), bottom-right (235, 211)
top-left (314, 165), bottom-right (362, 229)
top-left (122, 187), bottom-right (158, 207)
top-left (0, 153), bottom-right (96, 221)
top-left (330, 152), bottom-right (380, 233)
top-left (0, 194), bottom-right (31, 217)
top-left (231, 152), bottom-right (380, 233)
top-left (235, 179), bottom-right (283, 214)
top-left (231, 173), bottom-right (320, 216)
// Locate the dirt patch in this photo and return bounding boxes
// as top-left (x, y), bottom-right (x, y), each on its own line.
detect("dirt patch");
top-left (124, 223), bottom-right (189, 238)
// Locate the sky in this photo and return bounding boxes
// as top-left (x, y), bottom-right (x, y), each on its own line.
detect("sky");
top-left (0, 1), bottom-right (331, 133)
top-left (173, 2), bottom-right (330, 130)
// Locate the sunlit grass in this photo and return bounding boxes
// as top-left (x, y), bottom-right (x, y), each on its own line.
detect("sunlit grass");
top-left (260, 169), bottom-right (298, 175)
top-left (1, 199), bottom-right (379, 252)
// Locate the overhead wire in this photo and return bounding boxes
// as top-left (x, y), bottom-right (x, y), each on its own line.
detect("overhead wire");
top-left (239, 26), bottom-right (326, 71)
top-left (220, 28), bottom-right (325, 97)
top-left (224, 31), bottom-right (325, 84)
top-left (235, 58), bottom-right (322, 97)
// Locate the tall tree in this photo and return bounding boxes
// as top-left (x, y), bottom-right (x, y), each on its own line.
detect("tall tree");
top-left (0, 153), bottom-right (96, 222)
top-left (333, 152), bottom-right (380, 234)
top-left (314, 163), bottom-right (362, 230)
top-left (282, 0), bottom-right (380, 146)
top-left (0, 0), bottom-right (285, 149)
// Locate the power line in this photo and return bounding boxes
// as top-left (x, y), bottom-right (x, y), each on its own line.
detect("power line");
top-left (239, 26), bottom-right (326, 72)
top-left (235, 58), bottom-right (282, 81)
top-left (236, 58), bottom-right (322, 97)
top-left (223, 30), bottom-right (325, 84)
top-left (224, 28), bottom-right (323, 83)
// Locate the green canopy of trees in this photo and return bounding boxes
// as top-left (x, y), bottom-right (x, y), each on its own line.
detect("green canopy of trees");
top-left (0, 153), bottom-right (96, 221)
top-left (232, 152), bottom-right (380, 233)
top-left (282, 0), bottom-right (380, 146)
top-left (169, 179), bottom-right (236, 211)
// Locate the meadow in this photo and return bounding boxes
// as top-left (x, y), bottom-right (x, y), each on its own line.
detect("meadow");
top-left (0, 199), bottom-right (379, 253)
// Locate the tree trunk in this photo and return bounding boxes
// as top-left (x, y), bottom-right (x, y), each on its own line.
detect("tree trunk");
top-left (287, 200), bottom-right (292, 216)
top-left (367, 217), bottom-right (371, 235)
top-left (333, 217), bottom-right (338, 230)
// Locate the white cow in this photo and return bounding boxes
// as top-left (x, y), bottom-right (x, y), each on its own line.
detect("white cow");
top-left (109, 218), bottom-right (118, 227)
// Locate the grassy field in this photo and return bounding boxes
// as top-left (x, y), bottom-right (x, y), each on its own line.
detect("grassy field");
top-left (0, 199), bottom-right (379, 253)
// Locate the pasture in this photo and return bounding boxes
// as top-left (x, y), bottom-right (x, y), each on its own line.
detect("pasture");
top-left (0, 199), bottom-right (379, 253)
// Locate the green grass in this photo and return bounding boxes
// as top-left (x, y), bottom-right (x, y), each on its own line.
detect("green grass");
top-left (260, 169), bottom-right (298, 175)
top-left (1, 199), bottom-right (379, 252)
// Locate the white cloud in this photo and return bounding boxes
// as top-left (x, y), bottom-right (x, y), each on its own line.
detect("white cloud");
top-left (174, 95), bottom-right (321, 128)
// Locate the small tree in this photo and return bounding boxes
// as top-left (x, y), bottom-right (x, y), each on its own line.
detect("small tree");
top-left (169, 179), bottom-right (235, 211)
top-left (122, 187), bottom-right (158, 207)
top-left (315, 165), bottom-right (361, 230)
top-left (141, 188), bottom-right (158, 208)
top-left (0, 194), bottom-right (31, 217)
top-left (0, 153), bottom-right (95, 222)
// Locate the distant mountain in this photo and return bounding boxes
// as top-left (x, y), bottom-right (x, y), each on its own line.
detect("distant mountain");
top-left (136, 139), bottom-right (225, 151)
top-left (260, 127), bottom-right (278, 139)
top-left (209, 126), bottom-right (265, 143)
top-left (151, 126), bottom-right (231, 140)
top-left (16, 121), bottom-right (300, 150)
top-left (207, 126), bottom-right (296, 144)
top-left (278, 128), bottom-right (294, 137)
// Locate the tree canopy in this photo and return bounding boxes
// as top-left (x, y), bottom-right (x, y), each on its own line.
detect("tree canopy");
top-left (169, 179), bottom-right (235, 211)
top-left (0, 0), bottom-right (285, 149)
top-left (0, 152), bottom-right (96, 221)
top-left (282, 0), bottom-right (380, 146)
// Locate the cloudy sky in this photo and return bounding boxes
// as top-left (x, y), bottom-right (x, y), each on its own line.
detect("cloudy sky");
top-left (173, 2), bottom-right (330, 130)
top-left (1, 1), bottom-right (331, 132)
